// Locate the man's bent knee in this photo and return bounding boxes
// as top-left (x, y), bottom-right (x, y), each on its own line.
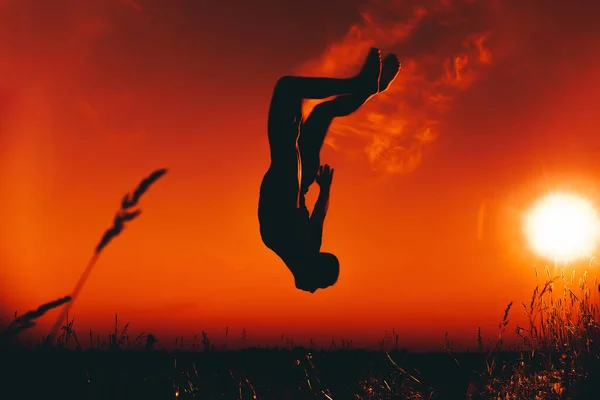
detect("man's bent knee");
top-left (312, 99), bottom-right (348, 120)
top-left (271, 76), bottom-right (302, 123)
top-left (273, 76), bottom-right (296, 96)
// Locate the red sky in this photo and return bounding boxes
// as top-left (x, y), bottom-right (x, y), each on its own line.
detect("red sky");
top-left (2, 0), bottom-right (600, 350)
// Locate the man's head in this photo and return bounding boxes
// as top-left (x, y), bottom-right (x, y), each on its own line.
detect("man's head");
top-left (293, 252), bottom-right (340, 293)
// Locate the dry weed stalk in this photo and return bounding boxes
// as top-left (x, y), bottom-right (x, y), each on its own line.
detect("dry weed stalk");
top-left (47, 168), bottom-right (168, 342)
top-left (470, 262), bottom-right (600, 399)
top-left (1, 296), bottom-right (71, 343)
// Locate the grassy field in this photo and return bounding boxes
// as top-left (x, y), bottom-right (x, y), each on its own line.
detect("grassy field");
top-left (2, 272), bottom-right (600, 400)
top-left (2, 336), bottom-right (600, 399)
top-left (3, 170), bottom-right (600, 399)
top-left (0, 346), bottom-right (525, 400)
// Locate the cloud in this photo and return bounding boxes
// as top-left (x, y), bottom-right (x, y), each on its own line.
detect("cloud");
top-left (297, 0), bottom-right (499, 174)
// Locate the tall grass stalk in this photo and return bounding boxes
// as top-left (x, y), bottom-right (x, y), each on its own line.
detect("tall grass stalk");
top-left (47, 168), bottom-right (168, 342)
top-left (470, 261), bottom-right (600, 399)
top-left (1, 296), bottom-right (71, 343)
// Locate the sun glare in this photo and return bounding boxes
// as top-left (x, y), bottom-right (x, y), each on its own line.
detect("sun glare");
top-left (524, 193), bottom-right (600, 263)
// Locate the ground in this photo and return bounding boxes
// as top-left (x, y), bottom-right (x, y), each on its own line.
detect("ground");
top-left (2, 346), bottom-right (600, 399)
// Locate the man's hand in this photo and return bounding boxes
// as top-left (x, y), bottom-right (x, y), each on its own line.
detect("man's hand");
top-left (315, 164), bottom-right (334, 190)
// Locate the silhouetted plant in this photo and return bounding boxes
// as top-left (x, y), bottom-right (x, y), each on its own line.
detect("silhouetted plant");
top-left (200, 330), bottom-right (210, 353)
top-left (469, 263), bottom-right (600, 399)
top-left (1, 295), bottom-right (71, 343)
top-left (144, 334), bottom-right (157, 351)
top-left (47, 168), bottom-right (168, 342)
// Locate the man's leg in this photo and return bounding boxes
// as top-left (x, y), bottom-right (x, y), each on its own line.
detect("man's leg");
top-left (299, 54), bottom-right (401, 193)
top-left (266, 47), bottom-right (383, 206)
top-left (271, 47), bottom-right (381, 109)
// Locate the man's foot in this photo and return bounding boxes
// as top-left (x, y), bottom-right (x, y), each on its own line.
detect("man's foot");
top-left (379, 53), bottom-right (401, 93)
top-left (354, 47), bottom-right (382, 96)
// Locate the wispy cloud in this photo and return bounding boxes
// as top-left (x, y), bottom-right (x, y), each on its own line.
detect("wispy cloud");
top-left (297, 0), bottom-right (499, 174)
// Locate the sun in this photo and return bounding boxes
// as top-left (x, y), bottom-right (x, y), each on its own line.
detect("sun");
top-left (524, 192), bottom-right (600, 263)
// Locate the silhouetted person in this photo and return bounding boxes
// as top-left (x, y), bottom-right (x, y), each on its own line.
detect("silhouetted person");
top-left (259, 47), bottom-right (401, 293)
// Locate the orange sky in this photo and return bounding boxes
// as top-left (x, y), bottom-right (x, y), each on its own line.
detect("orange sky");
top-left (2, 0), bottom-right (600, 350)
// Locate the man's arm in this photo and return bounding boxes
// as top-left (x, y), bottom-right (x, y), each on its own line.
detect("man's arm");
top-left (311, 185), bottom-right (330, 221)
top-left (308, 165), bottom-right (334, 252)
top-left (309, 186), bottom-right (330, 252)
